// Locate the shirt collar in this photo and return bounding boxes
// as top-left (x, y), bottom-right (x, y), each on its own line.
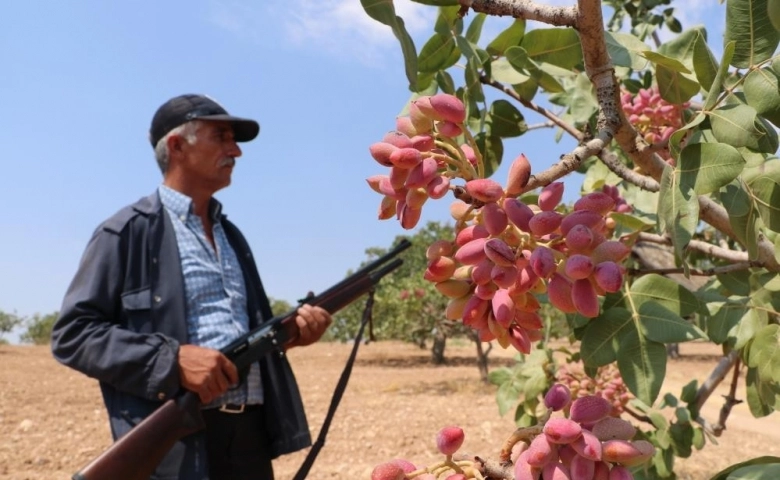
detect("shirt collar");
top-left (158, 184), bottom-right (223, 222)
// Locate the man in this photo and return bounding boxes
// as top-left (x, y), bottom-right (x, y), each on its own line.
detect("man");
top-left (51, 94), bottom-right (332, 480)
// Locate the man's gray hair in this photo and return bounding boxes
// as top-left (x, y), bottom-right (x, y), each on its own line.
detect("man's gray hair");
top-left (153, 121), bottom-right (200, 174)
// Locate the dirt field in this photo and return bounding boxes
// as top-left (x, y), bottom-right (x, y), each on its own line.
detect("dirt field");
top-left (0, 340), bottom-right (778, 480)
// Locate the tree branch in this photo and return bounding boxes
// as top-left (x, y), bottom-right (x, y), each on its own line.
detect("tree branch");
top-left (597, 150), bottom-right (660, 191)
top-left (481, 75), bottom-right (583, 140)
top-left (694, 350), bottom-right (740, 413)
top-left (460, 0), bottom-right (577, 27)
top-left (636, 233), bottom-right (749, 263)
top-left (710, 357), bottom-right (743, 437)
top-left (627, 262), bottom-right (758, 278)
top-left (454, 452), bottom-right (513, 480)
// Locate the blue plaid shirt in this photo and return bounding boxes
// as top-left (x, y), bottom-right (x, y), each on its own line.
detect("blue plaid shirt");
top-left (158, 185), bottom-right (263, 408)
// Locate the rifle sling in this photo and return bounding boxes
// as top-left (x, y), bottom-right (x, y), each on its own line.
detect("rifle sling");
top-left (292, 289), bottom-right (376, 480)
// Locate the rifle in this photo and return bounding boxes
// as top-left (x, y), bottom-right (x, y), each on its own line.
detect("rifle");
top-left (72, 239), bottom-right (412, 480)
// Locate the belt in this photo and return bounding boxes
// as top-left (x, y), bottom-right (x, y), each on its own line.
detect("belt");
top-left (216, 403), bottom-right (261, 414)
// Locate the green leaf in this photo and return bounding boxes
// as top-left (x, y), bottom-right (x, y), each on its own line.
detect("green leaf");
top-left (579, 307), bottom-right (631, 367)
top-left (693, 30), bottom-right (719, 92)
top-left (681, 380), bottom-right (699, 403)
top-left (491, 57), bottom-right (531, 85)
top-left (656, 62), bottom-right (701, 104)
top-left (629, 273), bottom-right (700, 317)
top-left (474, 133), bottom-right (503, 178)
top-left (641, 51), bottom-right (692, 73)
top-left (486, 19), bottom-right (526, 56)
top-left (727, 463), bottom-right (780, 479)
top-left (710, 104), bottom-right (771, 151)
top-left (747, 324), bottom-right (780, 383)
top-left (669, 422), bottom-right (694, 458)
top-left (707, 299), bottom-right (749, 344)
top-left (361, 0), bottom-right (419, 90)
top-left (734, 307), bottom-right (768, 350)
top-left (522, 28), bottom-right (583, 69)
top-left (721, 181), bottom-right (761, 258)
top-left (703, 41), bottom-right (736, 112)
top-left (487, 367), bottom-right (512, 386)
top-left (669, 112), bottom-right (706, 160)
top-left (487, 100), bottom-right (527, 137)
top-left (658, 26), bottom-right (706, 72)
top-left (746, 367), bottom-right (775, 417)
top-left (410, 0), bottom-right (459, 4)
top-left (637, 302), bottom-right (704, 343)
top-left (657, 165), bottom-right (699, 261)
top-left (710, 455), bottom-right (780, 479)
top-left (746, 168), bottom-right (780, 232)
top-left (570, 72), bottom-right (599, 125)
top-left (604, 32), bottom-right (650, 70)
top-left (744, 67), bottom-right (780, 127)
top-left (496, 380), bottom-right (520, 416)
top-left (418, 34), bottom-right (460, 73)
top-left (678, 142), bottom-right (745, 195)
top-left (436, 70), bottom-right (456, 94)
top-left (725, 0), bottom-right (780, 68)
top-left (465, 12), bottom-right (486, 44)
top-left (464, 56), bottom-right (485, 103)
top-left (617, 328), bottom-right (667, 405)
top-left (434, 6), bottom-right (462, 36)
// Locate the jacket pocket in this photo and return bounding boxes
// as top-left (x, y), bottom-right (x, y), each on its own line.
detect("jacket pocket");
top-left (121, 288), bottom-right (153, 333)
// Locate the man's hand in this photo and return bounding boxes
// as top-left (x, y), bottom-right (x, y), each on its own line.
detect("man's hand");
top-left (287, 304), bottom-right (332, 349)
top-left (178, 345), bottom-right (239, 404)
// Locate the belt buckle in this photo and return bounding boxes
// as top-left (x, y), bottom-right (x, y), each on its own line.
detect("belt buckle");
top-left (218, 403), bottom-right (246, 414)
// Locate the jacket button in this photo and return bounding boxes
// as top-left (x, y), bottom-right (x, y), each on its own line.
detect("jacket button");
top-left (158, 392), bottom-right (166, 400)
top-left (152, 257), bottom-right (158, 264)
top-left (154, 295), bottom-right (162, 303)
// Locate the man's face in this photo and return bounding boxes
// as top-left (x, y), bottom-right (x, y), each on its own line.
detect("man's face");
top-left (176, 120), bottom-right (242, 194)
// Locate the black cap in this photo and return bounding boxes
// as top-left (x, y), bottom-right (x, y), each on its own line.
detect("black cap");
top-left (149, 94), bottom-right (260, 147)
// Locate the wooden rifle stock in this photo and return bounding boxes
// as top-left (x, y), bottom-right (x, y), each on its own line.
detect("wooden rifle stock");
top-left (72, 240), bottom-right (411, 480)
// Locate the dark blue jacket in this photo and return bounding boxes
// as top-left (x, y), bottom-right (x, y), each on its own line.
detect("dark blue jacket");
top-left (51, 191), bottom-right (311, 479)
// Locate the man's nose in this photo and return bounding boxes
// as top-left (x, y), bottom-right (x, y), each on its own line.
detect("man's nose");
top-left (228, 141), bottom-right (242, 158)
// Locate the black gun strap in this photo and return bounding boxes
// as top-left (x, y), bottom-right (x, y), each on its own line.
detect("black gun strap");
top-left (292, 290), bottom-right (375, 480)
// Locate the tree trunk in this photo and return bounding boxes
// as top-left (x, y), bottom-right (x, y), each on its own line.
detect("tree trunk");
top-left (469, 331), bottom-right (491, 383)
top-left (431, 329), bottom-right (446, 365)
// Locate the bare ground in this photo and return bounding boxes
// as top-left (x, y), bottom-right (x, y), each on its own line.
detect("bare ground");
top-left (0, 340), bottom-right (778, 480)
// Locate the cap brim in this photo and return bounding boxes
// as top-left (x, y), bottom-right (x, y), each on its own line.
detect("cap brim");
top-left (198, 114), bottom-right (260, 142)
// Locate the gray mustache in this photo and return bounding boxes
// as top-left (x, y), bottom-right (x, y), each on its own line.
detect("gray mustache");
top-left (219, 157), bottom-right (236, 168)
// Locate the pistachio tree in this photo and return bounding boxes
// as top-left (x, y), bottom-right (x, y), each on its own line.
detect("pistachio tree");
top-left (361, 0), bottom-right (780, 477)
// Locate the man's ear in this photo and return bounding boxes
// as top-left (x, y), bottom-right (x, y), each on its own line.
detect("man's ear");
top-left (167, 134), bottom-right (183, 155)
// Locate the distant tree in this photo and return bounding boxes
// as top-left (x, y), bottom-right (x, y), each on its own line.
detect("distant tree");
top-left (20, 312), bottom-right (58, 345)
top-left (332, 221), bottom-right (493, 380)
top-left (268, 297), bottom-right (293, 317)
top-left (0, 310), bottom-right (23, 344)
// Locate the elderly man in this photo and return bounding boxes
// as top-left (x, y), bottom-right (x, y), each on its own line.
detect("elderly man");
top-left (51, 94), bottom-right (331, 480)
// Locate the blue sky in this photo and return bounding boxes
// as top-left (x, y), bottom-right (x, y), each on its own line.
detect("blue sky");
top-left (0, 1), bottom-right (724, 342)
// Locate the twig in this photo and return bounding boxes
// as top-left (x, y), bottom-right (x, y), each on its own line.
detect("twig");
top-left (626, 262), bottom-right (758, 277)
top-left (710, 357), bottom-right (743, 437)
top-left (622, 405), bottom-right (654, 426)
top-left (454, 452), bottom-right (514, 480)
top-left (481, 75), bottom-right (583, 140)
top-left (636, 233), bottom-right (749, 264)
top-left (597, 150), bottom-right (660, 191)
top-left (526, 121), bottom-right (556, 131)
top-left (459, 0), bottom-right (577, 27)
top-left (694, 350), bottom-right (740, 412)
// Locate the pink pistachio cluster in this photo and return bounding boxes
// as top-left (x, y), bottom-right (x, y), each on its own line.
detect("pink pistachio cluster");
top-left (366, 94), bottom-right (635, 355)
top-left (366, 93), bottom-right (474, 230)
top-left (514, 385), bottom-right (654, 479)
top-left (556, 363), bottom-right (633, 416)
top-left (620, 86), bottom-right (689, 164)
top-left (425, 173), bottom-right (632, 354)
top-left (371, 387), bottom-right (654, 479)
